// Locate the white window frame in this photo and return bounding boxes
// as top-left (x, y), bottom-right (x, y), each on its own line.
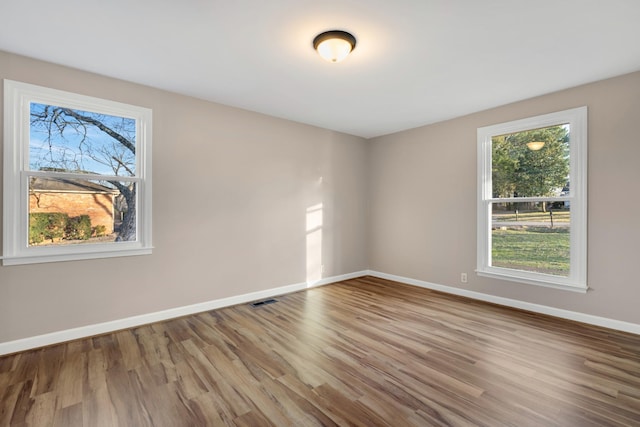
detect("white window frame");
top-left (477, 107), bottom-right (587, 292)
top-left (2, 80), bottom-right (152, 265)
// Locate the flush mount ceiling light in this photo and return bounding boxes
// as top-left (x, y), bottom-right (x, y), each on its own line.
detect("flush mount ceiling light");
top-left (313, 30), bottom-right (356, 63)
top-left (526, 141), bottom-right (545, 151)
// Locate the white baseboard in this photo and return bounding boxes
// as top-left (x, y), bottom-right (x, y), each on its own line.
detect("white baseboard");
top-left (4, 268), bottom-right (636, 356)
top-left (366, 270), bottom-right (640, 335)
top-left (0, 270), bottom-right (368, 356)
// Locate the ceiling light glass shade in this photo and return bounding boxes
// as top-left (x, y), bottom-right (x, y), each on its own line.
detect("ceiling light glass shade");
top-left (526, 141), bottom-right (545, 151)
top-left (316, 38), bottom-right (352, 63)
top-left (313, 31), bottom-right (356, 63)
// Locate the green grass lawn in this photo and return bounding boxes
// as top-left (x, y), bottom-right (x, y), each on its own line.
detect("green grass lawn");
top-left (492, 227), bottom-right (570, 276)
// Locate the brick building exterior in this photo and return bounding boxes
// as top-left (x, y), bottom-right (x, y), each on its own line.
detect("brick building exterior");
top-left (29, 177), bottom-right (118, 234)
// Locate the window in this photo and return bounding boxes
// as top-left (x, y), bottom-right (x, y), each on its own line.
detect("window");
top-left (477, 107), bottom-right (587, 292)
top-left (3, 80), bottom-right (152, 265)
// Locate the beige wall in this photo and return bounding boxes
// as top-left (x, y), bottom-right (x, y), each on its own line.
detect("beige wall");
top-left (369, 71), bottom-right (640, 324)
top-left (2, 50), bottom-right (639, 346)
top-left (0, 51), bottom-right (368, 343)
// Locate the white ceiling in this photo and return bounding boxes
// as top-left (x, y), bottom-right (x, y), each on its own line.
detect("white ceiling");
top-left (2, 0), bottom-right (640, 138)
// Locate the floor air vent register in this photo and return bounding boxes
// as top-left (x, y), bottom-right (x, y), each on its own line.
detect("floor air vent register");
top-left (250, 298), bottom-right (278, 308)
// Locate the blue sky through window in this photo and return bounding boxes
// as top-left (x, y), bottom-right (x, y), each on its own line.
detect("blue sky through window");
top-left (29, 102), bottom-right (136, 177)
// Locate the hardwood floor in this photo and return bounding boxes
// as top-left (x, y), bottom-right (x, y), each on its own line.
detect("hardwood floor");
top-left (1, 276), bottom-right (639, 426)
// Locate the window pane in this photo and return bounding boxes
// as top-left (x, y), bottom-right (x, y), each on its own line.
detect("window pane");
top-left (491, 201), bottom-right (570, 277)
top-left (492, 125), bottom-right (570, 198)
top-left (29, 177), bottom-right (137, 246)
top-left (29, 102), bottom-right (136, 176)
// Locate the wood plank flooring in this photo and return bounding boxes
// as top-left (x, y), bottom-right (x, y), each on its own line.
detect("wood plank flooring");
top-left (1, 276), bottom-right (639, 426)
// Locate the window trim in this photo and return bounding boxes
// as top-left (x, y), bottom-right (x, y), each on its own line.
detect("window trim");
top-left (2, 79), bottom-right (153, 265)
top-left (476, 107), bottom-right (587, 292)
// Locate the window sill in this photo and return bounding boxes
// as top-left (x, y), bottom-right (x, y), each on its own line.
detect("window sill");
top-left (1, 247), bottom-right (153, 266)
top-left (476, 269), bottom-right (588, 294)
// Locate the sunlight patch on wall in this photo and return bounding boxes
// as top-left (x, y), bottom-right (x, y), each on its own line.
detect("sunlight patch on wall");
top-left (306, 202), bottom-right (324, 285)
